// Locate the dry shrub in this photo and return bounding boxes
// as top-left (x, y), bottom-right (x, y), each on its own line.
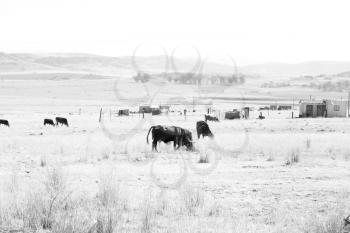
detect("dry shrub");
top-left (285, 148), bottom-right (300, 166)
top-left (141, 196), bottom-right (156, 233)
top-left (344, 149), bottom-right (350, 161)
top-left (266, 154), bottom-right (275, 162)
top-left (90, 171), bottom-right (128, 233)
top-left (306, 138), bottom-right (311, 150)
top-left (181, 185), bottom-right (204, 215)
top-left (198, 153), bottom-right (210, 163)
top-left (303, 213), bottom-right (344, 233)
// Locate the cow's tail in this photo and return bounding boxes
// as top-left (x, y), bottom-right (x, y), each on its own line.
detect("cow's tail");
top-left (146, 126), bottom-right (155, 144)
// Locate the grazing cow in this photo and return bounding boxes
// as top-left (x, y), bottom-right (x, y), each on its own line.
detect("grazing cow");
top-left (55, 117), bottom-right (69, 127)
top-left (146, 125), bottom-right (193, 151)
top-left (0, 119), bottom-right (9, 127)
top-left (343, 215), bottom-right (350, 233)
top-left (205, 114), bottom-right (219, 122)
top-left (44, 119), bottom-right (55, 126)
top-left (196, 121), bottom-right (214, 139)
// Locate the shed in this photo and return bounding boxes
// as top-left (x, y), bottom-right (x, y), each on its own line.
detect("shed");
top-left (139, 105), bottom-right (152, 113)
top-left (299, 99), bottom-right (348, 118)
top-left (118, 109), bottom-right (130, 116)
top-left (225, 110), bottom-right (240, 119)
top-left (270, 105), bottom-right (278, 110)
top-left (151, 105), bottom-right (161, 115)
top-left (278, 105), bottom-right (292, 110)
top-left (159, 105), bottom-right (170, 113)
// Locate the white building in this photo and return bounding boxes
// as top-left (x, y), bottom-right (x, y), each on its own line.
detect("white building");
top-left (299, 99), bottom-right (348, 118)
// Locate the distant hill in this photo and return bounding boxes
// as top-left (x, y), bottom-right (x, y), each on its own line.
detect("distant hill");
top-left (240, 61), bottom-right (350, 78)
top-left (1, 52), bottom-right (350, 79)
top-left (0, 52), bottom-right (238, 76)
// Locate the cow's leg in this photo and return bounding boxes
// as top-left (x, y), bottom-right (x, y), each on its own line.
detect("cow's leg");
top-left (152, 140), bottom-right (158, 152)
top-left (177, 137), bottom-right (183, 149)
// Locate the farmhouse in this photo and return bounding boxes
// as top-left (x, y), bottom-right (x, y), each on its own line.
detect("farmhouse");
top-left (299, 99), bottom-right (348, 118)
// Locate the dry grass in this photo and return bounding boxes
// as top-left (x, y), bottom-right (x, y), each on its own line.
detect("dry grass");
top-left (285, 148), bottom-right (300, 165)
top-left (2, 116), bottom-right (350, 232)
top-left (181, 185), bottom-right (204, 215)
top-left (198, 153), bottom-right (210, 163)
top-left (303, 212), bottom-right (345, 233)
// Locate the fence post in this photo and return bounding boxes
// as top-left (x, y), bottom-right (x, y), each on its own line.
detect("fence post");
top-left (99, 108), bottom-right (102, 123)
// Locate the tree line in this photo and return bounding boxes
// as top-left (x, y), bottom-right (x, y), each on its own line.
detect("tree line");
top-left (133, 72), bottom-right (246, 85)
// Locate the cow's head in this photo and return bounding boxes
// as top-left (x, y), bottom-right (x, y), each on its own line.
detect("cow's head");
top-left (344, 215), bottom-right (350, 227)
top-left (183, 131), bottom-right (194, 150)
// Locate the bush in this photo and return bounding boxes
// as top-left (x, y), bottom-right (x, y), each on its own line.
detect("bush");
top-left (182, 185), bottom-right (204, 215)
top-left (285, 148), bottom-right (300, 165)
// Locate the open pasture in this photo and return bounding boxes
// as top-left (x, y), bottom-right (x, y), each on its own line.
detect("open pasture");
top-left (1, 110), bottom-right (350, 232)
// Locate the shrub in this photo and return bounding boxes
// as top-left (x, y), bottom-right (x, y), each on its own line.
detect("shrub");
top-left (306, 138), bottom-right (311, 150)
top-left (182, 185), bottom-right (204, 215)
top-left (285, 148), bottom-right (300, 165)
top-left (198, 153), bottom-right (209, 163)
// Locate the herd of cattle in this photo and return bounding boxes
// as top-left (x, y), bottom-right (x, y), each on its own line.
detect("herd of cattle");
top-left (0, 114), bottom-right (216, 152)
top-left (0, 117), bottom-right (69, 127)
top-left (147, 120), bottom-right (213, 151)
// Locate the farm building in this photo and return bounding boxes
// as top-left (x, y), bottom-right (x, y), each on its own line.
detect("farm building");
top-left (242, 107), bottom-right (250, 119)
top-left (118, 109), bottom-right (129, 116)
top-left (139, 105), bottom-right (152, 113)
top-left (270, 105), bottom-right (278, 110)
top-left (151, 105), bottom-right (161, 115)
top-left (278, 105), bottom-right (292, 110)
top-left (225, 110), bottom-right (241, 119)
top-left (299, 99), bottom-right (348, 118)
top-left (270, 104), bottom-right (292, 110)
top-left (159, 105), bottom-right (170, 112)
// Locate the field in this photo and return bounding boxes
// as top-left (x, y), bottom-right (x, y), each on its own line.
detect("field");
top-left (1, 78), bottom-right (350, 233)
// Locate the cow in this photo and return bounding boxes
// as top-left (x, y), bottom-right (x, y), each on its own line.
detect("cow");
top-left (146, 125), bottom-right (193, 151)
top-left (44, 119), bottom-right (55, 126)
top-left (343, 215), bottom-right (350, 233)
top-left (55, 117), bottom-right (69, 127)
top-left (205, 114), bottom-right (219, 122)
top-left (0, 119), bottom-right (9, 127)
top-left (196, 121), bottom-right (214, 139)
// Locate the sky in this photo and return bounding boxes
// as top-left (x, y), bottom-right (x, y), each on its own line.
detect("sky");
top-left (0, 0), bottom-right (350, 65)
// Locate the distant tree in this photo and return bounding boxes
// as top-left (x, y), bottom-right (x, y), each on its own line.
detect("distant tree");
top-left (133, 72), bottom-right (151, 83)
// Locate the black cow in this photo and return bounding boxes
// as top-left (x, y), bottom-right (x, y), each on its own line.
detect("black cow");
top-left (205, 114), bottom-right (219, 122)
top-left (44, 119), bottom-right (55, 126)
top-left (0, 119), bottom-right (9, 127)
top-left (146, 125), bottom-right (193, 151)
top-left (55, 117), bottom-right (69, 127)
top-left (196, 121), bottom-right (214, 139)
top-left (344, 215), bottom-right (350, 232)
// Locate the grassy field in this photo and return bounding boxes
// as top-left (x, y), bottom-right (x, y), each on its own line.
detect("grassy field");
top-left (0, 77), bottom-right (350, 232)
top-left (1, 109), bottom-right (350, 232)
